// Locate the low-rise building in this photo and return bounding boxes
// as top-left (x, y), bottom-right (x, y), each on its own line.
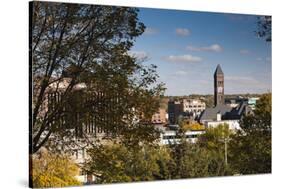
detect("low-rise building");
top-left (168, 98), bottom-right (205, 124)
top-left (182, 99), bottom-right (206, 116)
top-left (151, 108), bottom-right (167, 124)
top-left (199, 102), bottom-right (251, 130)
top-left (160, 130), bottom-right (205, 145)
top-left (248, 97), bottom-right (259, 110)
top-left (224, 96), bottom-right (247, 108)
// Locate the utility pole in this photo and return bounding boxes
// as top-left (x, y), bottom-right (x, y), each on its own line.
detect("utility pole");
top-left (224, 138), bottom-right (228, 165)
top-left (220, 129), bottom-right (230, 166)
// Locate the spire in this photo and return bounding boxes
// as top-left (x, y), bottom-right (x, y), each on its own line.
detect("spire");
top-left (214, 64), bottom-right (223, 76)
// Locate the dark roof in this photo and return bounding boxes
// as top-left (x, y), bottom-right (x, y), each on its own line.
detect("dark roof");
top-left (199, 102), bottom-right (249, 121)
top-left (225, 97), bottom-right (248, 104)
top-left (214, 64), bottom-right (224, 76)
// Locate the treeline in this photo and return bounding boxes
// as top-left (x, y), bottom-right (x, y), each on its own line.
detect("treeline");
top-left (82, 93), bottom-right (271, 184)
top-left (31, 93), bottom-right (271, 187)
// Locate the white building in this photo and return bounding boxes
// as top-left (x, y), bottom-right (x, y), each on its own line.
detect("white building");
top-left (160, 130), bottom-right (205, 145)
top-left (203, 112), bottom-right (241, 130)
top-left (182, 99), bottom-right (206, 116)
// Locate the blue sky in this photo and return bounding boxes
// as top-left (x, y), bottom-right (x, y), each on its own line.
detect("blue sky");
top-left (130, 8), bottom-right (272, 96)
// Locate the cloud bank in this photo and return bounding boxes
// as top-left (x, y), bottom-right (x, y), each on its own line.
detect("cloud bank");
top-left (165, 54), bottom-right (202, 63)
top-left (186, 44), bottom-right (223, 52)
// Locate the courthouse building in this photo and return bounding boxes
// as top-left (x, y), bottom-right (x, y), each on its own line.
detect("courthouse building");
top-left (199, 64), bottom-right (252, 130)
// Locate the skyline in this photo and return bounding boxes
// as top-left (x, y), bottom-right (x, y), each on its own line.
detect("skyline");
top-left (130, 8), bottom-right (272, 96)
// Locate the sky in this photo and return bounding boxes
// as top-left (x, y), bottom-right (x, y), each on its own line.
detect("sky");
top-left (130, 8), bottom-right (272, 96)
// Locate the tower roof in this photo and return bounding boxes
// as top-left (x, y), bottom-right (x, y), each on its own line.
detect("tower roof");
top-left (214, 64), bottom-right (223, 75)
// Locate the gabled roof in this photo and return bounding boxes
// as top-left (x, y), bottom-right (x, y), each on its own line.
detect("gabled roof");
top-left (214, 64), bottom-right (224, 76)
top-left (199, 104), bottom-right (231, 121)
top-left (199, 102), bottom-right (249, 122)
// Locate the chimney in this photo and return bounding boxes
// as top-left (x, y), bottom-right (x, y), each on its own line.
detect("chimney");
top-left (216, 111), bottom-right (221, 121)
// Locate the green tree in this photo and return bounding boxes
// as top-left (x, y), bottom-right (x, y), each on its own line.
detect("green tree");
top-left (197, 124), bottom-right (233, 176)
top-left (31, 1), bottom-right (164, 154)
top-left (229, 93), bottom-right (271, 174)
top-left (31, 149), bottom-right (81, 188)
top-left (167, 124), bottom-right (233, 179)
top-left (198, 124), bottom-right (231, 151)
top-left (84, 143), bottom-right (171, 183)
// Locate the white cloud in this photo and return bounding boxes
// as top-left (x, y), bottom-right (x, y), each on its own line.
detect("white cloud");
top-left (143, 27), bottom-right (158, 35)
top-left (175, 28), bottom-right (190, 36)
top-left (175, 70), bottom-right (188, 76)
top-left (240, 49), bottom-right (250, 54)
top-left (256, 57), bottom-right (263, 61)
top-left (186, 44), bottom-right (223, 52)
top-left (165, 54), bottom-right (202, 63)
top-left (128, 51), bottom-right (148, 60)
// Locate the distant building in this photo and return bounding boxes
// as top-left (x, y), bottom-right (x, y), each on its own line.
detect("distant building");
top-left (182, 99), bottom-right (206, 116)
top-left (160, 130), bottom-right (205, 145)
top-left (199, 102), bottom-right (251, 130)
top-left (225, 96), bottom-right (248, 108)
top-left (248, 97), bottom-right (260, 110)
top-left (224, 96), bottom-right (260, 110)
top-left (152, 108), bottom-right (167, 124)
top-left (168, 99), bottom-right (183, 124)
top-left (199, 65), bottom-right (252, 130)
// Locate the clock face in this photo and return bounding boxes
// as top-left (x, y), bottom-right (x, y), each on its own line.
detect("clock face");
top-left (218, 87), bottom-right (223, 93)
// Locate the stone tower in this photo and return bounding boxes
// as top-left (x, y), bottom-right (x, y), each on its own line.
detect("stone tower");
top-left (214, 64), bottom-right (224, 106)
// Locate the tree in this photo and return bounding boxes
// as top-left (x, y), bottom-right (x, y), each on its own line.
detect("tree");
top-left (256, 16), bottom-right (272, 42)
top-left (30, 1), bottom-right (164, 154)
top-left (229, 93), bottom-right (271, 174)
top-left (181, 121), bottom-right (205, 132)
top-left (196, 124), bottom-right (233, 175)
top-left (31, 148), bottom-right (81, 188)
top-left (198, 124), bottom-right (231, 151)
top-left (84, 143), bottom-right (171, 183)
top-left (168, 140), bottom-right (232, 179)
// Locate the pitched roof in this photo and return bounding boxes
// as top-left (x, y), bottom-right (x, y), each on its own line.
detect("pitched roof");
top-left (214, 64), bottom-right (223, 75)
top-left (199, 102), bottom-right (249, 121)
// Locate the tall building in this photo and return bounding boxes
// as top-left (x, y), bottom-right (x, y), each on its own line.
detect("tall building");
top-left (214, 64), bottom-right (224, 106)
top-left (199, 64), bottom-right (252, 131)
top-left (168, 99), bottom-right (183, 124)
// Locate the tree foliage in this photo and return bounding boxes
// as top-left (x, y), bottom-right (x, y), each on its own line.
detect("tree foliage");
top-left (256, 16), bottom-right (272, 42)
top-left (31, 1), bottom-right (165, 154)
top-left (84, 103), bottom-right (272, 184)
top-left (31, 149), bottom-right (81, 188)
top-left (159, 138), bottom-right (232, 179)
top-left (84, 143), bottom-right (171, 183)
top-left (229, 93), bottom-right (272, 174)
top-left (198, 124), bottom-right (231, 151)
top-left (181, 122), bottom-right (205, 132)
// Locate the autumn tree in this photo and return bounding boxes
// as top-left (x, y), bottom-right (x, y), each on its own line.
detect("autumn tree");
top-left (31, 148), bottom-right (81, 188)
top-left (30, 1), bottom-right (164, 154)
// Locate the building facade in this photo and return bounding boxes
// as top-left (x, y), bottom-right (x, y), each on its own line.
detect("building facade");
top-left (168, 99), bottom-right (183, 124)
top-left (199, 65), bottom-right (251, 131)
top-left (182, 99), bottom-right (206, 116)
top-left (151, 108), bottom-right (167, 124)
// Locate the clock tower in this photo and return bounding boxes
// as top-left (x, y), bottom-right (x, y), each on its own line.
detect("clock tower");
top-left (214, 64), bottom-right (224, 106)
